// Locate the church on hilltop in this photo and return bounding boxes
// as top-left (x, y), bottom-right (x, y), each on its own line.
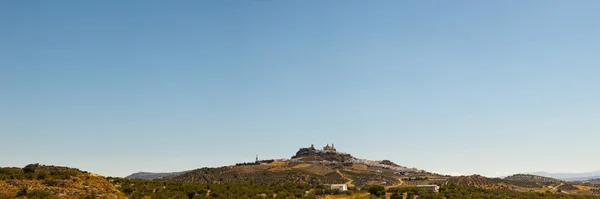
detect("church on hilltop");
top-left (291, 143), bottom-right (352, 160)
top-left (322, 143), bottom-right (336, 151)
top-left (292, 143), bottom-right (338, 159)
top-left (302, 143), bottom-right (337, 151)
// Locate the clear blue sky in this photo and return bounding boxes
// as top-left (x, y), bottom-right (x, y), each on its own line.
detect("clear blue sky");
top-left (1, 1), bottom-right (599, 177)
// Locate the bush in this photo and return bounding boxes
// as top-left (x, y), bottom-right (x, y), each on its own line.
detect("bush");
top-left (390, 192), bottom-right (403, 199)
top-left (16, 187), bottom-right (28, 197)
top-left (26, 190), bottom-right (52, 199)
top-left (45, 179), bottom-right (60, 186)
top-left (37, 171), bottom-right (49, 180)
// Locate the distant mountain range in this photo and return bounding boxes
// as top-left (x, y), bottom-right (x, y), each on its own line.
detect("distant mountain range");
top-left (527, 171), bottom-right (600, 181)
top-left (125, 171), bottom-right (187, 180)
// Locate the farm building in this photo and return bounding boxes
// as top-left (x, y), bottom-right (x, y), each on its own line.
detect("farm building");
top-left (330, 184), bottom-right (348, 192)
top-left (417, 185), bottom-right (440, 192)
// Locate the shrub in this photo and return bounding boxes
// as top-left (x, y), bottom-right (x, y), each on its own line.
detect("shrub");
top-left (26, 190), bottom-right (52, 199)
top-left (16, 187), bottom-right (28, 197)
top-left (37, 171), bottom-right (49, 180)
top-left (45, 179), bottom-right (60, 186)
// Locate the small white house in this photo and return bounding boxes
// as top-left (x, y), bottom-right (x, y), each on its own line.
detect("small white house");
top-left (417, 185), bottom-right (440, 192)
top-left (330, 184), bottom-right (348, 192)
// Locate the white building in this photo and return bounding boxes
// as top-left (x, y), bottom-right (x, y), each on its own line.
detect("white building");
top-left (417, 185), bottom-right (440, 192)
top-left (330, 184), bottom-right (348, 192)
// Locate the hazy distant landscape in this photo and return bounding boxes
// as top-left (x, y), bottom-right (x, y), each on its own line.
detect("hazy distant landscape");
top-left (527, 171), bottom-right (600, 182)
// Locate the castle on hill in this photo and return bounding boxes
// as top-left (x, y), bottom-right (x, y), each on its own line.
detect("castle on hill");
top-left (305, 143), bottom-right (337, 152)
top-left (292, 143), bottom-right (342, 159)
top-left (323, 143), bottom-right (336, 151)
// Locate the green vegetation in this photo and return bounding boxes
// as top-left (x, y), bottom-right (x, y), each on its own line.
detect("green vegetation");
top-left (11, 188), bottom-right (54, 199)
top-left (25, 190), bottom-right (52, 199)
top-left (0, 164), bottom-right (83, 181)
top-left (109, 178), bottom-right (328, 199)
top-left (386, 184), bottom-right (600, 199)
top-left (366, 185), bottom-right (386, 197)
top-left (236, 160), bottom-right (276, 166)
top-left (3, 163), bottom-right (600, 199)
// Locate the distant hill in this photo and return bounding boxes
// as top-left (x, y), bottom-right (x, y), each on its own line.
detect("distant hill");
top-left (125, 171), bottom-right (187, 180)
top-left (528, 171), bottom-right (600, 181)
top-left (446, 175), bottom-right (505, 188)
top-left (503, 174), bottom-right (563, 188)
top-left (565, 176), bottom-right (600, 182)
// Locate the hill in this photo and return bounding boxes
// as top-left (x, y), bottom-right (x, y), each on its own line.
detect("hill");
top-left (159, 144), bottom-right (600, 196)
top-left (503, 174), bottom-right (563, 188)
top-left (0, 164), bottom-right (126, 199)
top-left (445, 175), bottom-right (505, 188)
top-left (166, 144), bottom-right (419, 187)
top-left (529, 171), bottom-right (600, 181)
top-left (125, 171), bottom-right (187, 180)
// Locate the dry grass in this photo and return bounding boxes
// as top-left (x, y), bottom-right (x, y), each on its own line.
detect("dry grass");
top-left (269, 161), bottom-right (288, 167)
top-left (292, 163), bottom-right (312, 169)
top-left (351, 164), bottom-right (368, 171)
top-left (0, 174), bottom-right (127, 199)
top-left (575, 185), bottom-right (594, 190)
top-left (323, 193), bottom-right (375, 199)
top-left (230, 165), bottom-right (270, 173)
top-left (268, 167), bottom-right (291, 172)
top-left (292, 164), bottom-right (334, 176)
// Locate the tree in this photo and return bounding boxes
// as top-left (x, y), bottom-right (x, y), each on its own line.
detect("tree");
top-left (187, 191), bottom-right (196, 199)
top-left (367, 185), bottom-right (386, 197)
top-left (390, 192), bottom-right (403, 199)
top-left (23, 164), bottom-right (38, 173)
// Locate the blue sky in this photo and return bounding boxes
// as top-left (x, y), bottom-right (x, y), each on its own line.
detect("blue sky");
top-left (1, 1), bottom-right (599, 177)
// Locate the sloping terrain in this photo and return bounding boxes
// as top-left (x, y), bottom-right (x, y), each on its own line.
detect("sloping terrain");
top-left (166, 150), bottom-right (412, 187)
top-left (2, 147), bottom-right (599, 198)
top-left (504, 174), bottom-right (563, 188)
top-left (529, 171), bottom-right (600, 181)
top-left (165, 162), bottom-right (347, 185)
top-left (445, 175), bottom-right (505, 188)
top-left (0, 164), bottom-right (127, 199)
top-left (579, 178), bottom-right (600, 186)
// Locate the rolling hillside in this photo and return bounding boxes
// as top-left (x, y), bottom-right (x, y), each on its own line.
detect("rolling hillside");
top-left (2, 145), bottom-right (600, 198)
top-left (529, 171), bottom-right (600, 181)
top-left (0, 164), bottom-right (126, 199)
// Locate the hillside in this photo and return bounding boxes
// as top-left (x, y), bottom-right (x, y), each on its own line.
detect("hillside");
top-left (503, 174), bottom-right (563, 188)
top-left (165, 158), bottom-right (407, 187)
top-left (159, 144), bottom-right (600, 196)
top-left (166, 144), bottom-right (418, 187)
top-left (0, 164), bottom-right (127, 199)
top-left (2, 146), bottom-right (600, 198)
top-left (529, 171), bottom-right (600, 181)
top-left (580, 178), bottom-right (600, 186)
top-left (445, 175), bottom-right (505, 188)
